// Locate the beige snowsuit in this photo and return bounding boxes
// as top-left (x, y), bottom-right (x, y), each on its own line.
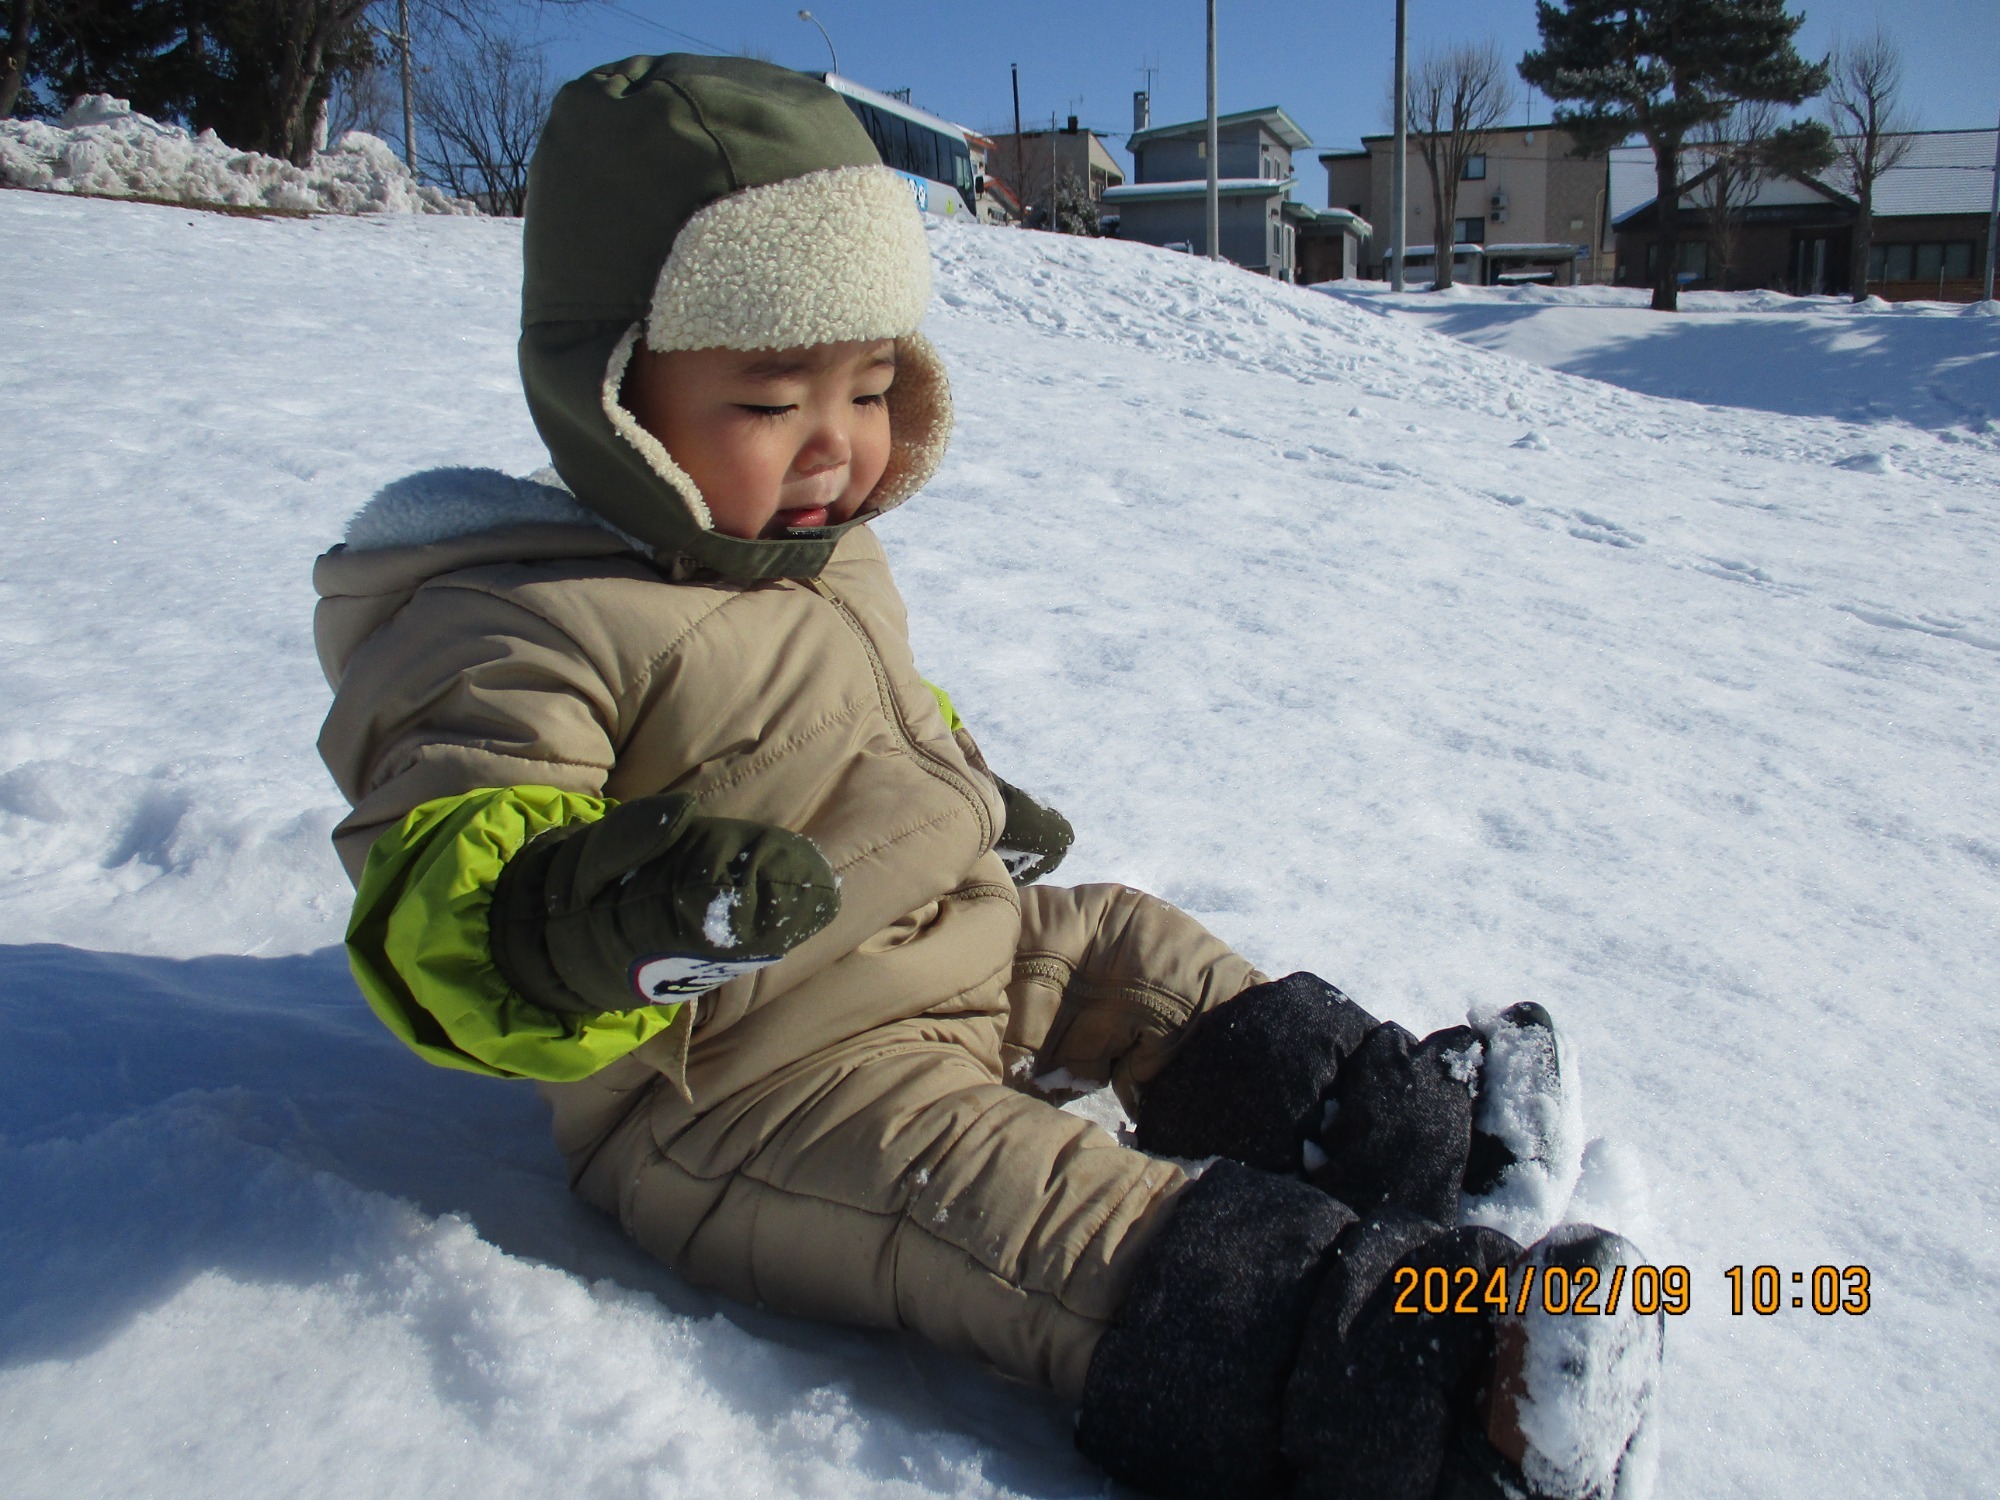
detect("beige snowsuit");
top-left (316, 497), bottom-right (1263, 1398)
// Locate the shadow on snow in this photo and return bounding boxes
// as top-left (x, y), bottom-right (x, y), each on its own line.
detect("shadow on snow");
top-left (0, 942), bottom-right (1086, 1486)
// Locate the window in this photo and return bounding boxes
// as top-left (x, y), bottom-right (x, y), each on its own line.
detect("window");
top-left (1453, 216), bottom-right (1486, 245)
top-left (1870, 241), bottom-right (1979, 283)
top-left (1462, 155), bottom-right (1487, 180)
top-left (1645, 240), bottom-right (1710, 282)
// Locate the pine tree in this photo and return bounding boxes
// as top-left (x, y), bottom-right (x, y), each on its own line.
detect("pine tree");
top-left (1521, 0), bottom-right (1828, 311)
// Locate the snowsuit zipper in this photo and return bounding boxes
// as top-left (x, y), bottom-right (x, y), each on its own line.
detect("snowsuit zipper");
top-left (806, 576), bottom-right (996, 853)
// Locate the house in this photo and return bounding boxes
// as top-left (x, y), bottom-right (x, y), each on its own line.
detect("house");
top-left (1100, 105), bottom-right (1353, 280)
top-left (1611, 129), bottom-right (1997, 300)
top-left (1322, 123), bottom-right (1611, 285)
top-left (962, 131), bottom-right (1023, 225)
top-left (983, 119), bottom-right (1125, 231)
top-left (1290, 202), bottom-right (1372, 282)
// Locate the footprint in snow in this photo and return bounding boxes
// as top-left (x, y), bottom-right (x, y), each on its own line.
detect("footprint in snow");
top-left (1697, 557), bottom-right (1774, 585)
top-left (1834, 604), bottom-right (2000, 653)
top-left (1568, 510), bottom-right (1645, 549)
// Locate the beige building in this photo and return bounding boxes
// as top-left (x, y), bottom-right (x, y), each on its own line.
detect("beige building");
top-left (985, 120), bottom-right (1125, 230)
top-left (1321, 123), bottom-right (1612, 284)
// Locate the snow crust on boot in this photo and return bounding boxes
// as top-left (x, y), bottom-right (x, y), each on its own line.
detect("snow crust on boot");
top-left (1459, 1003), bottom-right (1584, 1245)
top-left (1489, 1225), bottom-right (1664, 1500)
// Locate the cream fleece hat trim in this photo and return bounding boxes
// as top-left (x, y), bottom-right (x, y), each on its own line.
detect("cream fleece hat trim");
top-left (646, 164), bottom-right (931, 352)
top-left (597, 163), bottom-right (952, 538)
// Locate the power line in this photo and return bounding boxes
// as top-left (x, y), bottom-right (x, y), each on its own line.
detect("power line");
top-left (594, 1), bottom-right (729, 56)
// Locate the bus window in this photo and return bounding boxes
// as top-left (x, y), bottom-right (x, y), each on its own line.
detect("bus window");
top-left (833, 89), bottom-right (976, 212)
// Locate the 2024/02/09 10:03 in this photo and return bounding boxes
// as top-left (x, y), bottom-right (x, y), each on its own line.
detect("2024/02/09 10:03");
top-left (1389, 1263), bottom-right (1872, 1317)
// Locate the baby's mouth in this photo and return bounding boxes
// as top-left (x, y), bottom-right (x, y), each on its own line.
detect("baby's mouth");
top-left (765, 503), bottom-right (833, 536)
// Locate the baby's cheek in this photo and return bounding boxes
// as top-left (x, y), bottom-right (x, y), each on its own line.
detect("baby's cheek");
top-left (854, 414), bottom-right (894, 497)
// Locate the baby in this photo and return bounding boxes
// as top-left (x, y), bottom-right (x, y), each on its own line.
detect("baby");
top-left (314, 53), bottom-right (1660, 1500)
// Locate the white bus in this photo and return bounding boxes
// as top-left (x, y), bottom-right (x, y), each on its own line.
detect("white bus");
top-left (819, 73), bottom-right (977, 219)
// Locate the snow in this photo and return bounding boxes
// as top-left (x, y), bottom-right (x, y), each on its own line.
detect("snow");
top-left (1461, 1013), bottom-right (1582, 1248)
top-left (1506, 1226), bottom-right (1665, 1500)
top-left (702, 889), bottom-right (739, 948)
top-left (1319, 279), bottom-right (2000, 433)
top-left (3, 190), bottom-right (1997, 1496)
top-left (0, 96), bottom-right (470, 215)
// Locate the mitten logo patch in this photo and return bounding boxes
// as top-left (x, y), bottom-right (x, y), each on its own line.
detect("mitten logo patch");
top-left (630, 952), bottom-right (779, 1002)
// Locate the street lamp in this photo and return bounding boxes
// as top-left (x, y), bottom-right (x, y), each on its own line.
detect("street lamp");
top-left (798, 11), bottom-right (838, 76)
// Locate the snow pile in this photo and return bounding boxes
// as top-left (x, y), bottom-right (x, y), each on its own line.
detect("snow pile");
top-left (0, 95), bottom-right (472, 214)
top-left (2, 192), bottom-right (1997, 1497)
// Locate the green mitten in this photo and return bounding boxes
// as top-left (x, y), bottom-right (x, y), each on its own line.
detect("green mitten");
top-left (994, 778), bottom-right (1074, 885)
top-left (488, 792), bottom-right (840, 1013)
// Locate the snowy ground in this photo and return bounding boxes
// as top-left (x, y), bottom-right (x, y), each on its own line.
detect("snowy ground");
top-left (3, 189), bottom-right (1996, 1497)
top-left (1322, 278), bottom-right (2000, 433)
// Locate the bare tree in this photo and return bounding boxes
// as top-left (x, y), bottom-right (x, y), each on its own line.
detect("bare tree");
top-left (1408, 40), bottom-right (1514, 290)
top-left (1691, 100), bottom-right (1777, 288)
top-left (326, 53), bottom-right (399, 142)
top-left (1824, 29), bottom-right (1914, 302)
top-left (417, 28), bottom-right (551, 215)
top-left (1690, 100), bottom-right (1834, 289)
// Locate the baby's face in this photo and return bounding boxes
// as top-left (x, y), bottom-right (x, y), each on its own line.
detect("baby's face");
top-left (622, 339), bottom-right (897, 540)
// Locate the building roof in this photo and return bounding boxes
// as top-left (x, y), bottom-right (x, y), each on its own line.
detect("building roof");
top-left (1129, 106), bottom-right (1312, 152)
top-left (1612, 129), bottom-right (1997, 223)
top-left (1829, 130), bottom-right (1998, 217)
top-left (1484, 242), bottom-right (1589, 258)
top-left (1288, 202), bottom-right (1374, 236)
top-left (1101, 177), bottom-right (1297, 202)
top-left (1317, 148), bottom-right (1370, 163)
top-left (1356, 122), bottom-right (1562, 145)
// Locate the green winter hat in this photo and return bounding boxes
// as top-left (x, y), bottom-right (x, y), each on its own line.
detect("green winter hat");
top-left (519, 54), bottom-right (952, 580)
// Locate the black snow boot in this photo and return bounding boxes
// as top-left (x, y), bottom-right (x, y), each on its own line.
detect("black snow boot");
top-left (1284, 1208), bottom-right (1518, 1500)
top-left (1075, 1161), bottom-right (1355, 1500)
top-left (1135, 979), bottom-right (1580, 1238)
top-left (1133, 973), bottom-right (1482, 1222)
top-left (1133, 973), bottom-right (1378, 1173)
top-left (1077, 1169), bottom-right (1664, 1500)
top-left (1285, 1215), bottom-right (1664, 1500)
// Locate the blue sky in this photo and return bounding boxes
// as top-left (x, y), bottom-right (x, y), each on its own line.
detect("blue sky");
top-left (520, 1), bottom-right (1996, 189)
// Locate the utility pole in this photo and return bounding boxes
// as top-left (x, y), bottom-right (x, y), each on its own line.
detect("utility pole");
top-left (1390, 0), bottom-right (1407, 290)
top-left (1205, 0), bottom-right (1219, 259)
top-left (1011, 63), bottom-right (1024, 225)
top-left (395, 0), bottom-right (416, 172)
top-left (1985, 100), bottom-right (1999, 303)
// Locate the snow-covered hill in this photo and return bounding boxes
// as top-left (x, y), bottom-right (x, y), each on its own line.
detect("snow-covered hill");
top-left (2, 189), bottom-right (1995, 1497)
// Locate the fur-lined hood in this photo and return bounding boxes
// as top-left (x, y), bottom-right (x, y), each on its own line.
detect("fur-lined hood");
top-left (312, 466), bottom-right (645, 688)
top-left (516, 54), bottom-right (952, 582)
